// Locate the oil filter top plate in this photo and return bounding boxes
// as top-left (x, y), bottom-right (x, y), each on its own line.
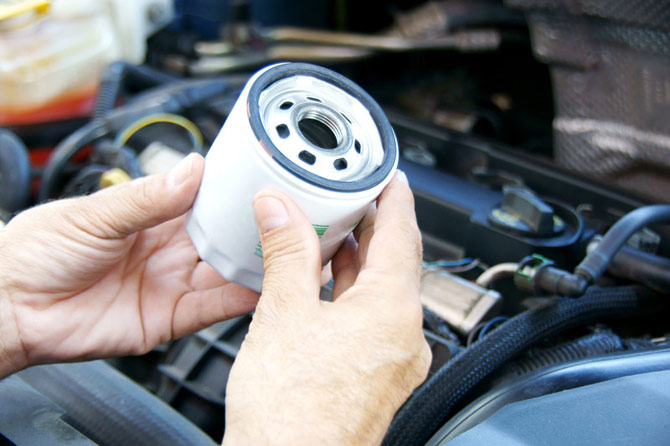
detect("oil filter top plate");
top-left (259, 75), bottom-right (384, 182)
top-left (247, 63), bottom-right (397, 192)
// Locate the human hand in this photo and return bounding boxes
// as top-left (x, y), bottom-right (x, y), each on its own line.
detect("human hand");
top-left (0, 154), bottom-right (260, 378)
top-left (223, 173), bottom-right (431, 446)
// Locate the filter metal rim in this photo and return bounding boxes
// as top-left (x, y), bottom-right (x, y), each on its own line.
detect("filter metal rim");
top-left (247, 63), bottom-right (397, 193)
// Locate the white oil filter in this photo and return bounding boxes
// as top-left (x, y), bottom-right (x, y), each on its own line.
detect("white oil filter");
top-left (187, 63), bottom-right (398, 291)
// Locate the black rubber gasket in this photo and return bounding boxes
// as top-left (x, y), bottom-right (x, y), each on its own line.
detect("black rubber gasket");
top-left (247, 63), bottom-right (397, 193)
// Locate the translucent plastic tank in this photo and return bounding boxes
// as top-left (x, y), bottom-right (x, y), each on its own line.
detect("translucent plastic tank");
top-left (0, 0), bottom-right (173, 125)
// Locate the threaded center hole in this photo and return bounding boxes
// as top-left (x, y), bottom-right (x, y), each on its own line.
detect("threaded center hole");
top-left (298, 112), bottom-right (340, 150)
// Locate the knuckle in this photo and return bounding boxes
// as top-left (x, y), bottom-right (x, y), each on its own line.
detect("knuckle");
top-left (386, 221), bottom-right (422, 271)
top-left (398, 302), bottom-right (424, 336)
top-left (385, 290), bottom-right (423, 327)
top-left (400, 339), bottom-right (432, 392)
top-left (376, 284), bottom-right (420, 316)
top-left (407, 300), bottom-right (425, 329)
top-left (403, 221), bottom-right (423, 261)
top-left (415, 340), bottom-right (433, 380)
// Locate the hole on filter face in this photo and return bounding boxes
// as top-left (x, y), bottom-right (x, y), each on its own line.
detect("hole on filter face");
top-left (279, 101), bottom-right (293, 110)
top-left (276, 124), bottom-right (289, 139)
top-left (299, 150), bottom-right (316, 165)
top-left (306, 96), bottom-right (322, 102)
top-left (354, 140), bottom-right (361, 153)
top-left (334, 158), bottom-right (348, 170)
top-left (298, 118), bottom-right (337, 149)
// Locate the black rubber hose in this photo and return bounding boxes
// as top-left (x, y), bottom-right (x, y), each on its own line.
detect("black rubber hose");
top-left (503, 330), bottom-right (632, 377)
top-left (382, 286), bottom-right (660, 446)
top-left (94, 62), bottom-right (179, 120)
top-left (18, 360), bottom-right (217, 446)
top-left (41, 78), bottom-right (230, 201)
top-left (0, 130), bottom-right (31, 212)
top-left (94, 63), bottom-right (126, 120)
top-left (532, 205), bottom-right (670, 296)
top-left (61, 164), bottom-right (111, 197)
top-left (94, 140), bottom-right (144, 178)
top-left (38, 119), bottom-right (108, 202)
top-left (576, 205), bottom-right (670, 283)
top-left (607, 244), bottom-right (670, 293)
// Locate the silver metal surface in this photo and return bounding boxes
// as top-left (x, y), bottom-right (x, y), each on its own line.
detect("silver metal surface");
top-left (190, 45), bottom-right (370, 75)
top-left (421, 268), bottom-right (501, 335)
top-left (258, 74), bottom-right (385, 182)
top-left (260, 27), bottom-right (501, 52)
top-left (190, 29), bottom-right (500, 74)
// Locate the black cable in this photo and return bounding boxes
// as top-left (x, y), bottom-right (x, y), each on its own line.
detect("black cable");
top-left (423, 307), bottom-right (461, 345)
top-left (122, 63), bottom-right (180, 88)
top-left (94, 63), bottom-right (126, 120)
top-left (477, 316), bottom-right (509, 341)
top-left (466, 322), bottom-right (486, 347)
top-left (382, 286), bottom-right (662, 446)
top-left (94, 62), bottom-right (180, 120)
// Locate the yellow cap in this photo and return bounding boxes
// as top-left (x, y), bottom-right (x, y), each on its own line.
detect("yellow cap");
top-left (100, 168), bottom-right (132, 189)
top-left (0, 0), bottom-right (50, 20)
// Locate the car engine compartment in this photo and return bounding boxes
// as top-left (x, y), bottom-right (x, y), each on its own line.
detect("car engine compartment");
top-left (1, 1), bottom-right (669, 445)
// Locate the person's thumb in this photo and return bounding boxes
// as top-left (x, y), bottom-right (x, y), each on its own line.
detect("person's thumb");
top-left (63, 153), bottom-right (204, 239)
top-left (253, 190), bottom-right (321, 307)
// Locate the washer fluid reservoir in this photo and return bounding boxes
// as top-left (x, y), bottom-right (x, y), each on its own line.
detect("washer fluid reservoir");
top-left (0, 0), bottom-right (120, 125)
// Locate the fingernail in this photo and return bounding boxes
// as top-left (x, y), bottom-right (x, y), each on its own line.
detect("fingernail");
top-left (166, 154), bottom-right (194, 187)
top-left (396, 170), bottom-right (408, 185)
top-left (254, 196), bottom-right (289, 232)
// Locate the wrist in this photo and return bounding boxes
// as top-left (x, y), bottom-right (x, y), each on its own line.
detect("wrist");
top-left (222, 389), bottom-right (393, 446)
top-left (223, 421), bottom-right (374, 446)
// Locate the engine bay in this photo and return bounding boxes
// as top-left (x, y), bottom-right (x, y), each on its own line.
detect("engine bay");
top-left (1, 1), bottom-right (669, 445)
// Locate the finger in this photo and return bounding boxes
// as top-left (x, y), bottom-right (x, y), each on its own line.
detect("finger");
top-left (353, 204), bottom-right (376, 269)
top-left (66, 153), bottom-right (205, 239)
top-left (357, 172), bottom-right (423, 293)
top-left (254, 189), bottom-right (322, 309)
top-left (171, 284), bottom-right (260, 338)
top-left (331, 235), bottom-right (359, 300)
